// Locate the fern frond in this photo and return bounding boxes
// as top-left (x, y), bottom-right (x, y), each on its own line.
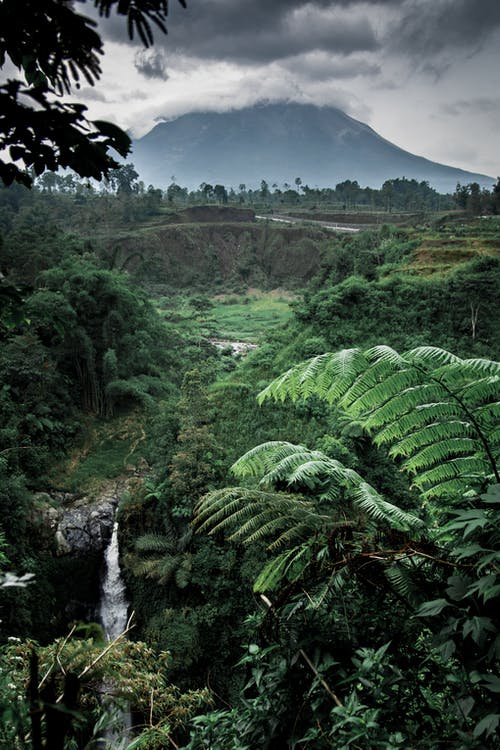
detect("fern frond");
top-left (229, 506), bottom-right (299, 544)
top-left (321, 348), bottom-right (367, 403)
top-left (389, 420), bottom-right (475, 458)
top-left (194, 487), bottom-right (317, 548)
top-left (175, 554), bottom-right (192, 589)
top-left (352, 483), bottom-right (423, 529)
top-left (194, 488), bottom-right (254, 528)
top-left (257, 349), bottom-right (368, 405)
top-left (366, 344), bottom-right (407, 366)
top-left (413, 457), bottom-right (490, 494)
top-left (375, 403), bottom-right (464, 444)
top-left (131, 558), bottom-right (161, 579)
top-left (402, 437), bottom-right (480, 474)
top-left (299, 353), bottom-right (338, 401)
top-left (260, 449), bottom-right (328, 485)
top-left (419, 477), bottom-right (485, 500)
top-left (344, 368), bottom-right (423, 416)
top-left (385, 560), bottom-right (420, 604)
top-left (268, 519), bottom-right (349, 550)
top-left (156, 554), bottom-right (181, 584)
top-left (404, 346), bottom-right (461, 368)
top-left (306, 565), bottom-right (351, 609)
top-left (135, 534), bottom-right (174, 554)
top-left (364, 384), bottom-right (447, 429)
top-left (264, 454), bottom-right (358, 493)
top-left (256, 357), bottom-right (328, 404)
top-left (253, 545), bottom-right (312, 593)
top-left (339, 356), bottom-right (400, 411)
top-left (231, 441), bottom-right (309, 479)
top-left (460, 358), bottom-right (500, 375)
top-left (459, 376), bottom-right (500, 408)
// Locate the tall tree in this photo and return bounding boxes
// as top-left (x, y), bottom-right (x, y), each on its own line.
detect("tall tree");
top-left (0, 0), bottom-right (187, 186)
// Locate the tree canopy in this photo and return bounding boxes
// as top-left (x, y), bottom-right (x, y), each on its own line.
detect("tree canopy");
top-left (0, 0), bottom-right (187, 187)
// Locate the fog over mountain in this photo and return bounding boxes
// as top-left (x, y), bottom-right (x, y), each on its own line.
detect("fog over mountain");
top-left (130, 103), bottom-right (494, 194)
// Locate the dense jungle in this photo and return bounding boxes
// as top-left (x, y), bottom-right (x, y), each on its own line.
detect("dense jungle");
top-left (0, 170), bottom-right (499, 749)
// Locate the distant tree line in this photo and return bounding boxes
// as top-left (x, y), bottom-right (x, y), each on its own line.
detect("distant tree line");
top-left (29, 166), bottom-right (500, 215)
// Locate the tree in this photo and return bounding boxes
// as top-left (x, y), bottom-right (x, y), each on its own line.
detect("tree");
top-left (169, 369), bottom-right (223, 520)
top-left (213, 183), bottom-right (228, 204)
top-left (108, 163), bottom-right (139, 196)
top-left (491, 177), bottom-right (500, 214)
top-left (0, 0), bottom-right (187, 187)
top-left (467, 182), bottom-right (482, 215)
top-left (200, 182), bottom-right (214, 201)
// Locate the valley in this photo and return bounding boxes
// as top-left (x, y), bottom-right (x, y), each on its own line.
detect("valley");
top-left (0, 179), bottom-right (499, 750)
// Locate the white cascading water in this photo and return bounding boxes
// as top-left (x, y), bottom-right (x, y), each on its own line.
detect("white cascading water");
top-left (100, 521), bottom-right (129, 639)
top-left (99, 520), bottom-right (132, 747)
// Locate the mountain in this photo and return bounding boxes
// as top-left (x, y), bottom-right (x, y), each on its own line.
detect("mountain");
top-left (130, 102), bottom-right (494, 194)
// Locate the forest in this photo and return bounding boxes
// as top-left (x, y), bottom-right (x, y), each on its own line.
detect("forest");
top-left (0, 172), bottom-right (499, 750)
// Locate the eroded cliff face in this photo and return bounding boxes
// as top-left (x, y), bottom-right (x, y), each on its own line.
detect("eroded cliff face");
top-left (33, 477), bottom-right (141, 557)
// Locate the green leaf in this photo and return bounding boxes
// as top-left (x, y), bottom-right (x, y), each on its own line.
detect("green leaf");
top-left (473, 713), bottom-right (499, 738)
top-left (417, 598), bottom-right (450, 617)
top-left (446, 575), bottom-right (470, 601)
top-left (462, 616), bottom-right (496, 644)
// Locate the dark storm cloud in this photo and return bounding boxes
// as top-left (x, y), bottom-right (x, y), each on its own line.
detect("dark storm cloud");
top-left (96, 1), bottom-right (381, 62)
top-left (283, 53), bottom-right (381, 82)
top-left (393, 0), bottom-right (500, 56)
top-left (93, 1), bottom-right (500, 69)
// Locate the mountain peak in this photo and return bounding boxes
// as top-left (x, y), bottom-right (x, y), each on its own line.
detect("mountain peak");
top-left (131, 102), bottom-right (494, 193)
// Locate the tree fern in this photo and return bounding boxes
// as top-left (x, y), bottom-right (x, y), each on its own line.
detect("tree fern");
top-left (132, 529), bottom-right (193, 586)
top-left (253, 545), bottom-right (312, 593)
top-left (258, 345), bottom-right (500, 498)
top-left (194, 441), bottom-right (423, 598)
top-left (195, 487), bottom-right (323, 547)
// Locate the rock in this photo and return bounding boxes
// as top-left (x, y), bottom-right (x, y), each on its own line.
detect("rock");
top-left (31, 478), bottom-right (141, 557)
top-left (56, 498), bottom-right (116, 556)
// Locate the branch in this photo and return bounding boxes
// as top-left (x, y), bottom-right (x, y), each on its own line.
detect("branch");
top-left (260, 595), bottom-right (343, 707)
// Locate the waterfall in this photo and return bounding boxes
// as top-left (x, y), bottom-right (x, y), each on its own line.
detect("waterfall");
top-left (98, 520), bottom-right (132, 747)
top-left (99, 521), bottom-right (129, 640)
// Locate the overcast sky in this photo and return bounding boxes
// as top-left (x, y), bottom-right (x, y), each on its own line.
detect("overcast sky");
top-left (81, 0), bottom-right (499, 179)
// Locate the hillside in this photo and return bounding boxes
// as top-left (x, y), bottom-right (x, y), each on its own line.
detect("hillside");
top-left (97, 216), bottom-right (332, 291)
top-left (130, 102), bottom-right (494, 193)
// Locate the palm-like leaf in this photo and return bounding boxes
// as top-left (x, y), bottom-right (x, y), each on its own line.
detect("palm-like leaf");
top-left (258, 346), bottom-right (500, 499)
top-left (134, 533), bottom-right (175, 554)
top-left (194, 443), bottom-right (422, 562)
top-left (196, 345), bottom-right (498, 602)
top-left (195, 487), bottom-right (323, 548)
top-left (133, 529), bottom-right (193, 587)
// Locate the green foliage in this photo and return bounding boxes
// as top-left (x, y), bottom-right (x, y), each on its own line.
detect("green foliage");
top-left (415, 483), bottom-right (500, 741)
top-left (193, 344), bottom-right (499, 749)
top-left (27, 255), bottom-right (171, 416)
top-left (0, 633), bottom-right (209, 750)
top-left (258, 345), bottom-right (499, 500)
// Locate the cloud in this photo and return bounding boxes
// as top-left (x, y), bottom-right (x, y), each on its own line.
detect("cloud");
top-left (391, 0), bottom-right (500, 58)
top-left (134, 49), bottom-right (169, 80)
top-left (282, 51), bottom-right (381, 81)
top-left (71, 0), bottom-right (500, 179)
top-left (441, 97), bottom-right (500, 116)
top-left (76, 86), bottom-right (108, 102)
top-left (97, 1), bottom-right (381, 63)
top-left (79, 1), bottom-right (500, 74)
